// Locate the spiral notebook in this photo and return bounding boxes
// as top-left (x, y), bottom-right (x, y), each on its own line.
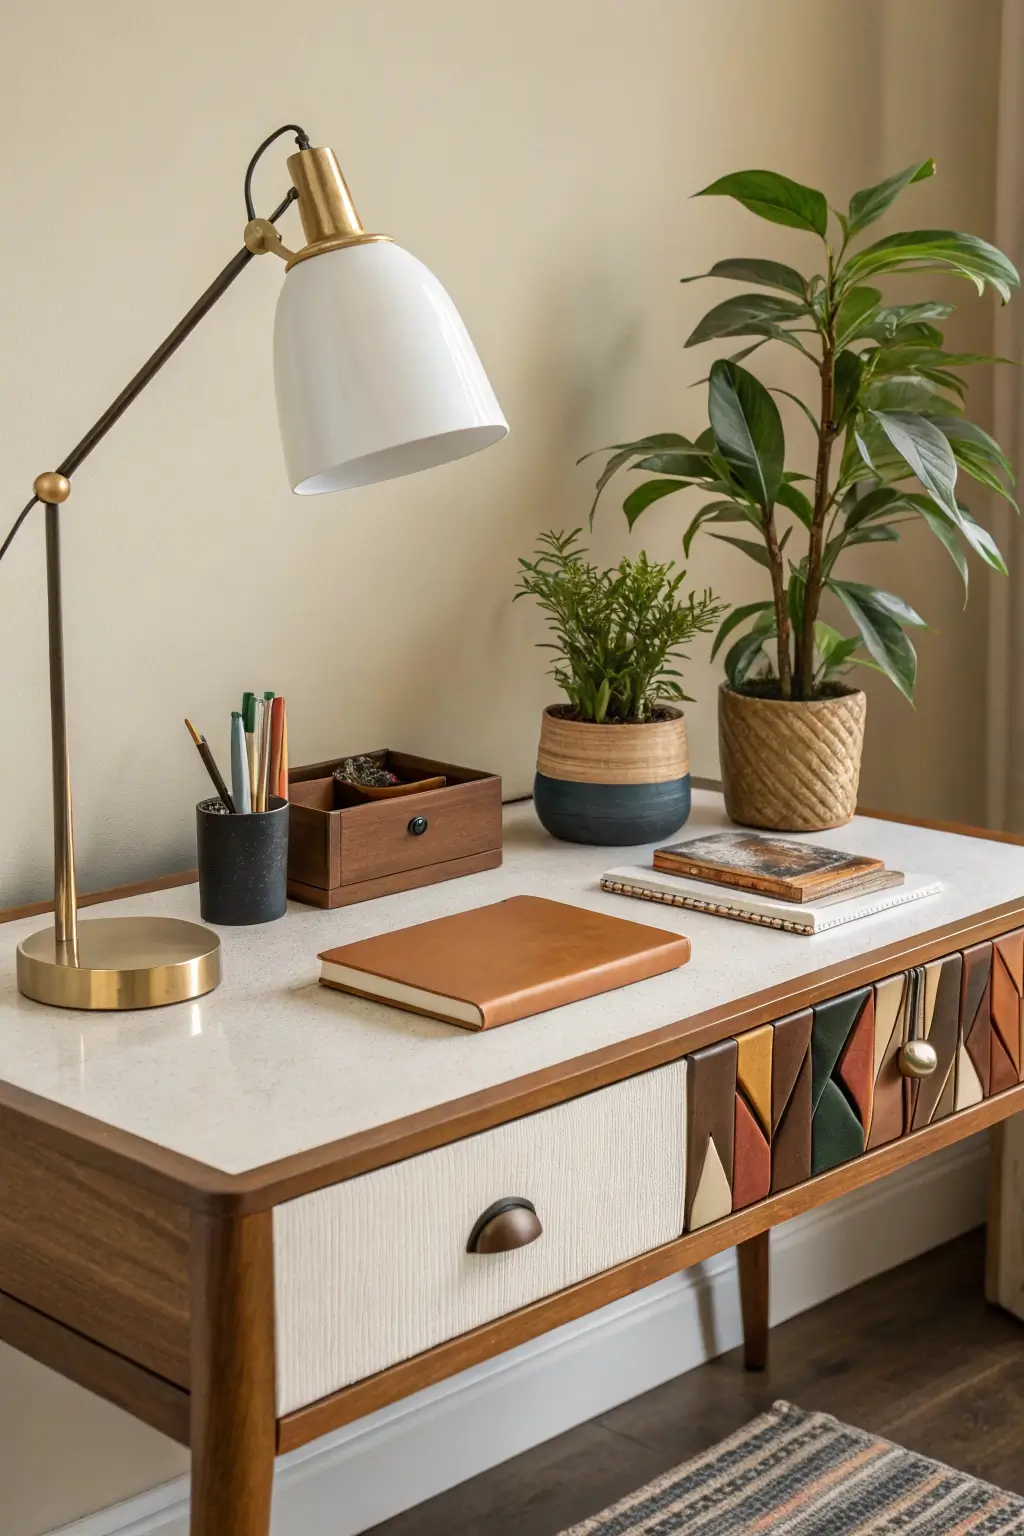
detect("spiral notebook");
top-left (601, 865), bottom-right (943, 935)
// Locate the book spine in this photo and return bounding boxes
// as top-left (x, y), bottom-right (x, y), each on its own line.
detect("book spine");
top-left (601, 878), bottom-right (810, 935)
top-left (653, 857), bottom-right (792, 900)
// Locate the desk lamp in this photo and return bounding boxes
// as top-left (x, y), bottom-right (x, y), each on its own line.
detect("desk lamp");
top-left (1, 124), bottom-right (508, 1011)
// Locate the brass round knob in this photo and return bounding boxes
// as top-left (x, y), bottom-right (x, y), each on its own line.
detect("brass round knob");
top-left (467, 1198), bottom-right (542, 1254)
top-left (33, 472), bottom-right (71, 504)
top-left (898, 1039), bottom-right (939, 1079)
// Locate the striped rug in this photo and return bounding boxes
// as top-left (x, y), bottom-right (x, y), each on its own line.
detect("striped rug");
top-left (558, 1400), bottom-right (1024, 1533)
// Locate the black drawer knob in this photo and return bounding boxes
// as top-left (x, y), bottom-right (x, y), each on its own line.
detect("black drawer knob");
top-left (408, 815), bottom-right (429, 836)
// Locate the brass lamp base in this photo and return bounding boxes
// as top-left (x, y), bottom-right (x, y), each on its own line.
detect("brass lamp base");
top-left (16, 916), bottom-right (221, 1010)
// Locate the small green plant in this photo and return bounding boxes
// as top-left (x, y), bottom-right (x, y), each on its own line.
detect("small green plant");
top-left (585, 160), bottom-right (1019, 702)
top-left (514, 529), bottom-right (725, 723)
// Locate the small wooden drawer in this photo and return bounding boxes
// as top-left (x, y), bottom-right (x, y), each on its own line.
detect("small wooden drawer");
top-left (272, 1062), bottom-right (687, 1413)
top-left (287, 750), bottom-right (502, 909)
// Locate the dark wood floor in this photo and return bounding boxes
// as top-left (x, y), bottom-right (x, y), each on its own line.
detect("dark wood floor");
top-left (370, 1230), bottom-right (1024, 1536)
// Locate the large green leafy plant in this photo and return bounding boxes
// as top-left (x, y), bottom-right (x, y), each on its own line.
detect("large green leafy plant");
top-left (587, 162), bottom-right (1019, 701)
top-left (514, 529), bottom-right (724, 723)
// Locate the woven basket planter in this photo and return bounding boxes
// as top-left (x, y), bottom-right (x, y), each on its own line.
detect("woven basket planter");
top-left (718, 683), bottom-right (866, 832)
top-left (534, 705), bottom-right (691, 845)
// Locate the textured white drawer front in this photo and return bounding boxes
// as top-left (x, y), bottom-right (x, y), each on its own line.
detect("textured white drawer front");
top-left (273, 1060), bottom-right (687, 1413)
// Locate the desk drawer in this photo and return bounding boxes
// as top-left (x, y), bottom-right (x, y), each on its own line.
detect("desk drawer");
top-left (685, 928), bottom-right (1024, 1233)
top-left (273, 1061), bottom-right (687, 1413)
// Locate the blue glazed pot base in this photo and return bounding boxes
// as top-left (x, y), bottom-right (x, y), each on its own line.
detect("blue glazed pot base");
top-left (534, 773), bottom-right (691, 846)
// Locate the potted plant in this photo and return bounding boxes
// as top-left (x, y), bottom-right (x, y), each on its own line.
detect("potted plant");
top-left (587, 160), bottom-right (1018, 830)
top-left (515, 529), bottom-right (724, 844)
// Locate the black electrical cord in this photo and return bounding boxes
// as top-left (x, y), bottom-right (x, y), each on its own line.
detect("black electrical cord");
top-left (243, 123), bottom-right (310, 220)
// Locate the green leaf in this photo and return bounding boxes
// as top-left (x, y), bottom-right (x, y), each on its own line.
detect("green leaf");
top-left (833, 350), bottom-right (865, 426)
top-left (933, 416), bottom-right (1015, 479)
top-left (710, 532), bottom-right (772, 568)
top-left (621, 478), bottom-right (690, 528)
top-left (841, 230), bottom-right (1020, 303)
top-left (708, 358), bottom-right (785, 508)
top-left (788, 566), bottom-right (806, 634)
top-left (829, 580), bottom-right (920, 700)
top-left (955, 504), bottom-right (1008, 573)
top-left (632, 450), bottom-right (714, 478)
top-left (844, 158), bottom-right (935, 240)
top-left (843, 484), bottom-right (904, 529)
top-left (685, 292), bottom-right (808, 347)
top-left (769, 387), bottom-right (819, 435)
top-left (907, 497), bottom-right (969, 595)
top-left (682, 501), bottom-right (751, 557)
top-left (680, 257), bottom-right (807, 295)
top-left (695, 169), bottom-right (829, 236)
top-left (725, 624), bottom-right (776, 688)
top-left (834, 286), bottom-right (882, 348)
top-left (594, 678), bottom-right (611, 724)
top-left (865, 301), bottom-right (955, 342)
top-left (580, 434), bottom-right (694, 524)
top-left (869, 409), bottom-right (959, 519)
top-left (775, 480), bottom-right (814, 527)
top-left (711, 600), bottom-right (775, 660)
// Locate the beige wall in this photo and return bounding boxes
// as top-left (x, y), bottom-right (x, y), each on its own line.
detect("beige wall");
top-left (0, 2), bottom-right (1004, 1531)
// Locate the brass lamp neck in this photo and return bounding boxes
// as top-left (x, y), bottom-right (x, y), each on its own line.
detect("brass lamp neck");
top-left (288, 147), bottom-right (365, 245)
top-left (282, 147), bottom-right (391, 270)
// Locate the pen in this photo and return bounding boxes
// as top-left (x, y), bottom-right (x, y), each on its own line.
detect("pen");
top-left (242, 692), bottom-right (256, 802)
top-left (230, 710), bottom-right (252, 814)
top-left (258, 691), bottom-right (274, 811)
top-left (185, 718), bottom-right (236, 813)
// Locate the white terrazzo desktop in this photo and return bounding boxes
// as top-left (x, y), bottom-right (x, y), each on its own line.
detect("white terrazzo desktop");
top-left (1, 789), bottom-right (1022, 1173)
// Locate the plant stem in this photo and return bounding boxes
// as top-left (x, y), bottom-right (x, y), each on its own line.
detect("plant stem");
top-left (798, 282), bottom-right (838, 698)
top-left (764, 507), bottom-right (793, 699)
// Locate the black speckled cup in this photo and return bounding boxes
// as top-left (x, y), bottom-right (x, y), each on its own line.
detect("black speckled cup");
top-left (196, 796), bottom-right (289, 925)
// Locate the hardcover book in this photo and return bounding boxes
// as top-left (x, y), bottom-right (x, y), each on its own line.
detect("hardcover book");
top-left (654, 831), bottom-right (885, 904)
top-left (318, 894), bottom-right (691, 1030)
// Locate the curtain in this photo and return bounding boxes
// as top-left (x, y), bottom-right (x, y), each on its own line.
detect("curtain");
top-left (988, 0), bottom-right (1024, 831)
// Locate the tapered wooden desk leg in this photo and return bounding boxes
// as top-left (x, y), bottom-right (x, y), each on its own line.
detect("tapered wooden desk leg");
top-left (190, 1210), bottom-right (276, 1536)
top-left (737, 1230), bottom-right (770, 1370)
top-left (986, 1115), bottom-right (1024, 1322)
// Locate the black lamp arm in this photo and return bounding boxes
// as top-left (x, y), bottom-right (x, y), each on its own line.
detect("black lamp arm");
top-left (0, 124), bottom-right (311, 561)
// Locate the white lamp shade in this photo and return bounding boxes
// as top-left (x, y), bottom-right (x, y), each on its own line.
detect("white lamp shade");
top-left (274, 240), bottom-right (508, 494)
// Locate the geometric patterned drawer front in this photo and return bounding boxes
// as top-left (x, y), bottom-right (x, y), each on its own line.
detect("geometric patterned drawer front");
top-left (909, 955), bottom-right (962, 1130)
top-left (957, 942), bottom-right (992, 1108)
top-left (770, 1010), bottom-right (812, 1194)
top-left (867, 971), bottom-right (909, 1149)
top-left (810, 986), bottom-right (872, 1175)
top-left (685, 1039), bottom-right (737, 1231)
top-left (992, 928), bottom-right (1024, 1087)
top-left (685, 930), bottom-right (1024, 1235)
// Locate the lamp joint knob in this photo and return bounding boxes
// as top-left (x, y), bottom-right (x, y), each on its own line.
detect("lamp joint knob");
top-left (34, 473), bottom-right (71, 505)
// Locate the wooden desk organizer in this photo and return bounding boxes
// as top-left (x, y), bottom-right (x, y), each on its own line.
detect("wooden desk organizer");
top-left (287, 750), bottom-right (503, 908)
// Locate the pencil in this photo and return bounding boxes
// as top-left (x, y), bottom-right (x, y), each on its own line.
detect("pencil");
top-left (185, 718), bottom-right (236, 813)
top-left (269, 696), bottom-right (285, 803)
top-left (279, 699), bottom-right (288, 801)
top-left (258, 693), bottom-right (273, 811)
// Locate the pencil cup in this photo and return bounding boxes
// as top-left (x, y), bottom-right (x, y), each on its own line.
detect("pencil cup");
top-left (196, 797), bottom-right (289, 925)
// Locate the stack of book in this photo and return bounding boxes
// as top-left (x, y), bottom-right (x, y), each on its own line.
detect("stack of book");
top-left (602, 831), bottom-right (942, 935)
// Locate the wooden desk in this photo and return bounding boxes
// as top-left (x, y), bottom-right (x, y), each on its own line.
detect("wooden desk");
top-left (0, 792), bottom-right (1022, 1535)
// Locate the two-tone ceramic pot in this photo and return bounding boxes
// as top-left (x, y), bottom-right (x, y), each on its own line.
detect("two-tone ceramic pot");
top-left (533, 705), bottom-right (691, 845)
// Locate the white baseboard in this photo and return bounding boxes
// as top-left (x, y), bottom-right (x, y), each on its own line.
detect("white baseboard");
top-left (51, 1134), bottom-right (989, 1536)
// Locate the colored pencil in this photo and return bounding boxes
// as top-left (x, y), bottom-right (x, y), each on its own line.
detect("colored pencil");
top-left (269, 696), bottom-right (285, 802)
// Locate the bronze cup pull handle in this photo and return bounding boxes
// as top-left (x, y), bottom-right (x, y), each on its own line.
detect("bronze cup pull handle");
top-left (898, 1039), bottom-right (939, 1079)
top-left (467, 1197), bottom-right (542, 1254)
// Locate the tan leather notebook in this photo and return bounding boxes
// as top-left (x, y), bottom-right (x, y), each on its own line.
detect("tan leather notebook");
top-left (318, 895), bottom-right (690, 1030)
